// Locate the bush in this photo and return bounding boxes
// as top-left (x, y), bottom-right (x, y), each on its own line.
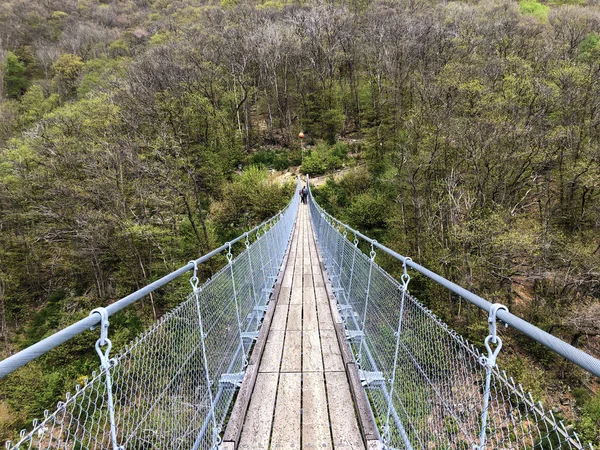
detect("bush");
top-left (519, 0), bottom-right (549, 21)
top-left (247, 148), bottom-right (300, 171)
top-left (347, 192), bottom-right (388, 230)
top-left (4, 52), bottom-right (27, 99)
top-left (212, 166), bottom-right (293, 240)
top-left (300, 141), bottom-right (345, 175)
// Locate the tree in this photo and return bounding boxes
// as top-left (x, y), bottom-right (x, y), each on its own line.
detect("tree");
top-left (51, 53), bottom-right (84, 96)
top-left (3, 51), bottom-right (26, 98)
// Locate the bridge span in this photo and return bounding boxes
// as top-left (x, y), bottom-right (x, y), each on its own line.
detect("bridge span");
top-left (2, 177), bottom-right (598, 450)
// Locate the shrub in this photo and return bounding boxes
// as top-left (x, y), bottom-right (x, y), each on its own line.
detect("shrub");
top-left (519, 0), bottom-right (550, 21)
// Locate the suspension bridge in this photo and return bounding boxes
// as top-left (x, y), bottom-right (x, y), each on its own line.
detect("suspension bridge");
top-left (1, 177), bottom-right (599, 450)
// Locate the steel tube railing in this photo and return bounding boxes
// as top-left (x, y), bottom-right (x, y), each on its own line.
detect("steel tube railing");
top-left (308, 186), bottom-right (600, 379)
top-left (0, 182), bottom-right (299, 380)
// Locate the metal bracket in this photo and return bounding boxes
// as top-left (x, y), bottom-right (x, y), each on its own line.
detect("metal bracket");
top-left (241, 331), bottom-right (259, 341)
top-left (488, 303), bottom-right (508, 345)
top-left (359, 370), bottom-right (385, 387)
top-left (219, 372), bottom-right (245, 388)
top-left (345, 330), bottom-right (365, 341)
top-left (253, 305), bottom-right (269, 314)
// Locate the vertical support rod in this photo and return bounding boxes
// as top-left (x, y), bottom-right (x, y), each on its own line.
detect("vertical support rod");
top-left (475, 303), bottom-right (507, 449)
top-left (256, 230), bottom-right (268, 304)
top-left (358, 241), bottom-right (376, 365)
top-left (346, 234), bottom-right (359, 307)
top-left (90, 307), bottom-right (122, 450)
top-left (189, 262), bottom-right (219, 449)
top-left (227, 244), bottom-right (247, 367)
top-left (244, 234), bottom-right (259, 330)
top-left (331, 224), bottom-right (341, 285)
top-left (383, 259), bottom-right (411, 444)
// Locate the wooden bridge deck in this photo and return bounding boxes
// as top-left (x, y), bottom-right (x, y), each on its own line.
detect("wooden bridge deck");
top-left (225, 204), bottom-right (367, 450)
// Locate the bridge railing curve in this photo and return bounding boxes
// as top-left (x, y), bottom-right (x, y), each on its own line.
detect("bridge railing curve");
top-left (307, 180), bottom-right (597, 450)
top-left (4, 178), bottom-right (300, 450)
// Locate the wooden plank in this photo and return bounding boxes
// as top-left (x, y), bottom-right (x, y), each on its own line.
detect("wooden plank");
top-left (282, 271), bottom-right (294, 289)
top-left (278, 287), bottom-right (291, 305)
top-left (238, 372), bottom-right (279, 449)
top-left (286, 304), bottom-right (302, 331)
top-left (271, 304), bottom-right (289, 331)
top-left (334, 322), bottom-right (355, 367)
top-left (315, 286), bottom-right (334, 331)
top-left (280, 330), bottom-right (302, 372)
top-left (314, 286), bottom-right (328, 304)
top-left (259, 330), bottom-right (285, 373)
top-left (302, 372), bottom-right (333, 450)
top-left (346, 362), bottom-right (380, 442)
top-left (303, 284), bottom-right (316, 303)
top-left (303, 277), bottom-right (315, 291)
top-left (290, 286), bottom-right (303, 305)
top-left (316, 300), bottom-right (334, 331)
top-left (302, 296), bottom-right (318, 331)
top-left (325, 372), bottom-right (365, 450)
top-left (271, 372), bottom-right (302, 449)
top-left (302, 329), bottom-right (323, 372)
top-left (221, 363), bottom-right (258, 447)
top-left (319, 329), bottom-right (345, 372)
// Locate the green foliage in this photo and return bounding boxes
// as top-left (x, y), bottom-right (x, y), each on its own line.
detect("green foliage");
top-left (320, 108), bottom-right (345, 144)
top-left (347, 192), bottom-right (388, 231)
top-left (18, 85), bottom-right (59, 125)
top-left (4, 52), bottom-right (27, 99)
top-left (578, 392), bottom-right (600, 442)
top-left (519, 0), bottom-right (550, 21)
top-left (52, 53), bottom-right (84, 96)
top-left (578, 33), bottom-right (600, 60)
top-left (247, 148), bottom-right (301, 170)
top-left (1, 0), bottom-right (600, 442)
top-left (77, 57), bottom-right (129, 97)
top-left (212, 166), bottom-right (292, 240)
top-left (300, 141), bottom-right (346, 175)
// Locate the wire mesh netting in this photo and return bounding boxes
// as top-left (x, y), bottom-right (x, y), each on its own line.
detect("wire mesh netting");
top-left (309, 195), bottom-right (595, 450)
top-left (8, 185), bottom-right (299, 450)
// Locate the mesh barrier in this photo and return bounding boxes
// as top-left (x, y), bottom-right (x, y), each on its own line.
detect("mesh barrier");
top-left (309, 194), bottom-right (595, 450)
top-left (8, 182), bottom-right (299, 450)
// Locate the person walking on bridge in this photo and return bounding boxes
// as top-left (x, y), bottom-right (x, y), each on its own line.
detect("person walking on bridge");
top-left (300, 186), bottom-right (308, 204)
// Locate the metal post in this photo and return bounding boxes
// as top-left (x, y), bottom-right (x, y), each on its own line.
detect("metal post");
top-left (331, 225), bottom-right (343, 288)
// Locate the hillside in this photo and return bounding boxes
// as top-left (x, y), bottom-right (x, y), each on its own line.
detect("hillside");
top-left (1, 0), bottom-right (600, 443)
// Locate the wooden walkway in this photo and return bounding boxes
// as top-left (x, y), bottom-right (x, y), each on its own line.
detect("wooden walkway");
top-left (226, 205), bottom-right (366, 450)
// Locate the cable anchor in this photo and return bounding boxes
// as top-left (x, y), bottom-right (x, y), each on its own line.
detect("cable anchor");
top-left (189, 260), bottom-right (200, 294)
top-left (226, 242), bottom-right (233, 264)
top-left (369, 240), bottom-right (377, 261)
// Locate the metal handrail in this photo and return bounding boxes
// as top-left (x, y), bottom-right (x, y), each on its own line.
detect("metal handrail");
top-left (0, 178), bottom-right (300, 379)
top-left (307, 178), bottom-right (600, 379)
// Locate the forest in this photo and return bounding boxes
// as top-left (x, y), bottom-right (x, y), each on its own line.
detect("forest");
top-left (0, 0), bottom-right (599, 444)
